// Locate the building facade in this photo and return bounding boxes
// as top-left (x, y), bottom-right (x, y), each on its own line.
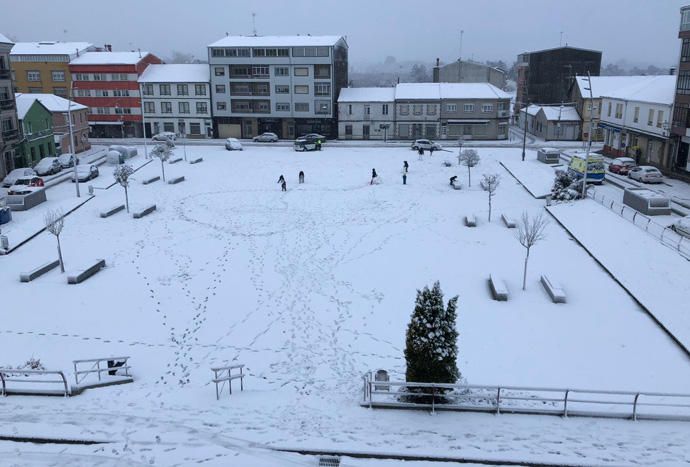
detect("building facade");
top-left (15, 94), bottom-right (55, 166)
top-left (9, 41), bottom-right (94, 97)
top-left (439, 83), bottom-right (510, 140)
top-left (337, 88), bottom-right (395, 139)
top-left (671, 5), bottom-right (690, 173)
top-left (70, 51), bottom-right (162, 138)
top-left (0, 33), bottom-right (20, 178)
top-left (599, 75), bottom-right (675, 167)
top-left (139, 64), bottom-right (212, 138)
top-left (515, 46), bottom-right (601, 115)
top-left (433, 59), bottom-right (506, 88)
top-left (208, 35), bottom-right (348, 139)
top-left (519, 104), bottom-right (581, 141)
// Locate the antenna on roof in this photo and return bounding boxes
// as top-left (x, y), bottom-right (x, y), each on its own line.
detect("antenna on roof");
top-left (459, 30), bottom-right (464, 61)
top-left (252, 12), bottom-right (257, 36)
top-left (560, 31), bottom-right (563, 47)
top-left (138, 48), bottom-right (142, 58)
top-left (225, 32), bottom-right (229, 36)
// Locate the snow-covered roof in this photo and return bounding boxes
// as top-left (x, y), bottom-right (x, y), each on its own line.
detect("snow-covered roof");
top-left (209, 35), bottom-right (344, 48)
top-left (524, 45), bottom-right (602, 56)
top-left (10, 41), bottom-right (92, 57)
top-left (522, 104), bottom-right (580, 121)
top-left (600, 75), bottom-right (676, 105)
top-left (14, 94), bottom-right (49, 119)
top-left (338, 87), bottom-right (395, 103)
top-left (139, 64), bottom-right (209, 83)
top-left (395, 83), bottom-right (511, 101)
top-left (395, 83), bottom-right (440, 100)
top-left (0, 33), bottom-right (12, 45)
top-left (574, 75), bottom-right (662, 99)
top-left (15, 93), bottom-right (87, 112)
top-left (71, 51), bottom-right (151, 65)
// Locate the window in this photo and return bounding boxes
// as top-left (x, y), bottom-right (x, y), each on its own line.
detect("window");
top-left (413, 104), bottom-right (423, 115)
top-left (294, 67), bottom-right (309, 77)
top-left (314, 64), bottom-right (331, 79)
top-left (163, 122), bottom-right (175, 132)
top-left (211, 47), bottom-right (250, 57)
top-left (75, 89), bottom-right (91, 97)
top-left (382, 104), bottom-right (389, 115)
top-left (195, 84), bottom-right (206, 95)
top-left (446, 104), bottom-right (457, 112)
top-left (53, 87), bottom-right (66, 97)
top-left (257, 101), bottom-right (270, 113)
top-left (607, 102), bottom-right (611, 117)
top-left (315, 101), bottom-right (330, 114)
top-left (177, 84), bottom-right (188, 96)
top-left (160, 84), bottom-right (171, 95)
top-left (482, 104), bottom-right (493, 112)
top-left (113, 89), bottom-right (130, 97)
top-left (51, 70), bottom-right (65, 82)
top-left (27, 70), bottom-right (40, 81)
top-left (633, 106), bottom-right (640, 123)
top-left (216, 101), bottom-right (226, 111)
top-left (648, 109), bottom-right (654, 125)
top-left (251, 65), bottom-right (269, 77)
top-left (189, 122), bottom-right (201, 135)
top-left (292, 46), bottom-right (329, 57)
top-left (196, 102), bottom-right (208, 114)
top-left (364, 105), bottom-right (370, 115)
top-left (345, 125), bottom-right (352, 136)
top-left (275, 85), bottom-right (289, 94)
top-left (498, 102), bottom-right (508, 111)
top-left (144, 101), bottom-right (155, 113)
top-left (252, 47), bottom-right (289, 57)
top-left (110, 73), bottom-right (128, 81)
top-left (294, 85), bottom-right (309, 94)
top-left (179, 102), bottom-right (190, 114)
top-left (114, 107), bottom-right (132, 115)
top-left (295, 102), bottom-right (309, 112)
top-left (399, 104), bottom-right (409, 115)
top-left (95, 107), bottom-right (108, 114)
top-left (276, 102), bottom-right (290, 112)
top-left (161, 102), bottom-right (173, 113)
top-left (615, 103), bottom-right (623, 119)
top-left (657, 110), bottom-right (664, 128)
top-left (229, 65), bottom-right (250, 78)
top-left (73, 73), bottom-right (89, 81)
top-left (215, 84), bottom-right (226, 93)
top-left (214, 67), bottom-right (225, 76)
top-left (682, 8), bottom-right (690, 31)
top-left (426, 104), bottom-right (436, 115)
top-left (142, 84), bottom-right (154, 96)
top-left (463, 103), bottom-right (474, 112)
top-left (682, 39), bottom-right (690, 63)
top-left (92, 73), bottom-right (107, 81)
top-left (274, 67), bottom-right (289, 77)
top-left (95, 90), bottom-right (109, 97)
top-left (314, 83), bottom-right (330, 96)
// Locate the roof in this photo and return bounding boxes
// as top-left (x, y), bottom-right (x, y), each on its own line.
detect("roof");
top-left (522, 104), bottom-right (580, 121)
top-left (337, 87), bottom-right (395, 103)
top-left (523, 45), bottom-right (602, 56)
top-left (599, 75), bottom-right (676, 105)
top-left (573, 75), bottom-right (663, 99)
top-left (15, 93), bottom-right (87, 112)
top-left (209, 35), bottom-right (344, 48)
top-left (14, 94), bottom-right (50, 119)
top-left (70, 51), bottom-right (151, 65)
top-left (139, 64), bottom-right (209, 83)
top-left (10, 41), bottom-right (92, 57)
top-left (0, 33), bottom-right (12, 45)
top-left (395, 83), bottom-right (511, 101)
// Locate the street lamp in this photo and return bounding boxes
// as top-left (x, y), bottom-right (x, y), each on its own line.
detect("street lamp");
top-left (521, 101), bottom-right (528, 161)
top-left (68, 81), bottom-right (80, 198)
top-left (178, 119), bottom-right (187, 161)
top-left (581, 71), bottom-right (594, 199)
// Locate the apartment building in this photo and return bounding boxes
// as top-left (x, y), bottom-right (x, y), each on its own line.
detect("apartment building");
top-left (208, 35), bottom-right (348, 139)
top-left (433, 59), bottom-right (506, 88)
top-left (15, 94), bottom-right (55, 166)
top-left (0, 33), bottom-right (20, 178)
top-left (70, 51), bottom-right (162, 138)
top-left (139, 64), bottom-right (212, 138)
top-left (9, 41), bottom-right (94, 97)
top-left (337, 87), bottom-right (395, 139)
top-left (671, 5), bottom-right (690, 173)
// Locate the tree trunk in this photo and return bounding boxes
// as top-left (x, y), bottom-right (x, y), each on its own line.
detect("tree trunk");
top-left (57, 235), bottom-right (65, 273)
top-left (468, 166), bottom-right (471, 187)
top-left (488, 193), bottom-right (492, 222)
top-left (124, 186), bottom-right (130, 213)
top-left (522, 247), bottom-right (530, 290)
top-left (161, 159), bottom-right (166, 182)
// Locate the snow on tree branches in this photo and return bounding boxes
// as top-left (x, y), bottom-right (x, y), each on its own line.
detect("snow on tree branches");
top-left (458, 149), bottom-right (480, 187)
top-left (113, 163), bottom-right (135, 213)
top-left (480, 173), bottom-right (500, 222)
top-left (551, 169), bottom-right (585, 201)
top-left (151, 141), bottom-right (174, 182)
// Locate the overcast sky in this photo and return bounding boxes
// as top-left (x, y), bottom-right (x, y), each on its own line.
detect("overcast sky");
top-left (1, 0), bottom-right (687, 68)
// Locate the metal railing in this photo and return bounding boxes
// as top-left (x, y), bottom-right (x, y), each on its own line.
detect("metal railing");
top-left (211, 364), bottom-right (244, 400)
top-left (73, 356), bottom-right (131, 386)
top-left (361, 373), bottom-right (690, 421)
top-left (0, 368), bottom-right (70, 397)
top-left (588, 191), bottom-right (690, 260)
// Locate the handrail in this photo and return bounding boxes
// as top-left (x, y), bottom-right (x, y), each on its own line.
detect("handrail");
top-left (73, 356), bottom-right (130, 364)
top-left (0, 369), bottom-right (70, 397)
top-left (212, 364), bottom-right (245, 400)
top-left (73, 357), bottom-right (130, 386)
top-left (210, 363), bottom-right (244, 372)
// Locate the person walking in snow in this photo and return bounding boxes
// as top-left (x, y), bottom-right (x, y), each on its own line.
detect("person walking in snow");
top-left (277, 174), bottom-right (285, 184)
top-left (449, 175), bottom-right (458, 188)
top-left (403, 161), bottom-right (409, 173)
top-left (429, 146), bottom-right (435, 157)
top-left (417, 147), bottom-right (424, 160)
top-left (281, 180), bottom-right (287, 192)
top-left (370, 168), bottom-right (378, 185)
top-left (299, 171), bottom-right (305, 184)
top-left (402, 173), bottom-right (407, 185)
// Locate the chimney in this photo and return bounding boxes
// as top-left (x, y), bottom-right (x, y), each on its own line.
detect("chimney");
top-left (433, 57), bottom-right (440, 83)
top-left (670, 67), bottom-right (677, 76)
top-left (104, 44), bottom-right (112, 52)
top-left (75, 48), bottom-right (79, 57)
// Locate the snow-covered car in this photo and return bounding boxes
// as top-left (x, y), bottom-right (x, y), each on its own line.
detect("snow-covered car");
top-left (671, 216), bottom-right (690, 239)
top-left (225, 138), bottom-right (243, 151)
top-left (33, 157), bottom-right (62, 176)
top-left (2, 167), bottom-right (37, 187)
top-left (294, 138), bottom-right (318, 151)
top-left (71, 164), bottom-right (99, 182)
top-left (57, 153), bottom-right (78, 169)
top-left (152, 132), bottom-right (177, 142)
top-left (253, 132), bottom-right (278, 142)
top-left (301, 133), bottom-right (326, 144)
top-left (608, 157), bottom-right (636, 175)
top-left (411, 139), bottom-right (441, 151)
top-left (7, 176), bottom-right (45, 195)
top-left (628, 166), bottom-right (663, 183)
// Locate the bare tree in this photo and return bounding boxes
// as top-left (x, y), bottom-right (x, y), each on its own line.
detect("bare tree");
top-left (458, 149), bottom-right (480, 187)
top-left (44, 209), bottom-right (66, 273)
top-left (480, 173), bottom-right (501, 222)
top-left (517, 211), bottom-right (549, 290)
top-left (113, 163), bottom-right (135, 213)
top-left (151, 141), bottom-right (174, 182)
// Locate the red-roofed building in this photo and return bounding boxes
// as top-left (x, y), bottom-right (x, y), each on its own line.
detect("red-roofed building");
top-left (69, 51), bottom-right (162, 138)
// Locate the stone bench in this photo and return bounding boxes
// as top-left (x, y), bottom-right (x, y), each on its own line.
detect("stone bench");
top-left (541, 275), bottom-right (566, 303)
top-left (465, 215), bottom-right (476, 227)
top-left (133, 204), bottom-right (156, 219)
top-left (168, 157), bottom-right (183, 164)
top-left (99, 204), bottom-right (125, 218)
top-left (189, 157), bottom-right (203, 164)
top-left (168, 176), bottom-right (185, 185)
top-left (20, 259), bottom-right (60, 282)
top-left (68, 259), bottom-right (106, 284)
top-left (501, 214), bottom-right (516, 228)
top-left (489, 274), bottom-right (509, 301)
top-left (142, 175), bottom-right (160, 185)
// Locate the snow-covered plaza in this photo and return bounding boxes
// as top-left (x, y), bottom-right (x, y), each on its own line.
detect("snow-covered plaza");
top-left (1, 144), bottom-right (689, 466)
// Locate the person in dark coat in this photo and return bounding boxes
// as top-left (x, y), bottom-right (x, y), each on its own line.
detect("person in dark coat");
top-left (316, 140), bottom-right (322, 151)
top-left (403, 161), bottom-right (409, 173)
top-left (449, 175), bottom-right (458, 187)
top-left (402, 173), bottom-right (407, 185)
top-left (370, 168), bottom-right (378, 185)
top-left (299, 171), bottom-right (305, 183)
top-left (277, 174), bottom-right (285, 184)
top-left (281, 180), bottom-right (287, 191)
top-left (429, 146), bottom-right (435, 157)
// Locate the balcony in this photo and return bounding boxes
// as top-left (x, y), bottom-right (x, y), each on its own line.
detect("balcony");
top-left (0, 69), bottom-right (10, 80)
top-left (0, 99), bottom-right (15, 111)
top-left (1, 128), bottom-right (19, 140)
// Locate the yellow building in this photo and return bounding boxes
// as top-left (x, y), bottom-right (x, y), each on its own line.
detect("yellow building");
top-left (10, 41), bottom-right (94, 97)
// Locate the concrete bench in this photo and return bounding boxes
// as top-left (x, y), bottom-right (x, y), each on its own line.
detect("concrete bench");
top-left (489, 274), bottom-right (509, 301)
top-left (99, 204), bottom-right (125, 218)
top-left (133, 204), bottom-right (156, 219)
top-left (501, 214), bottom-right (516, 228)
top-left (68, 259), bottom-right (106, 284)
top-left (6, 189), bottom-right (47, 211)
top-left (465, 215), bottom-right (476, 227)
top-left (20, 259), bottom-right (60, 282)
top-left (541, 275), bottom-right (566, 303)
top-left (189, 157), bottom-right (203, 164)
top-left (168, 176), bottom-right (185, 185)
top-left (168, 157), bottom-right (183, 164)
top-left (142, 175), bottom-right (160, 185)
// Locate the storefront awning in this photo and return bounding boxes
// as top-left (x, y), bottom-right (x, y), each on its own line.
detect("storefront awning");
top-left (446, 119), bottom-right (490, 124)
top-left (598, 122), bottom-right (621, 132)
top-left (88, 121), bottom-right (124, 126)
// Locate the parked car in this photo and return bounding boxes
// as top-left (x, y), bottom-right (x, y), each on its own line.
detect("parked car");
top-left (71, 164), bottom-right (99, 182)
top-left (225, 138), bottom-right (243, 151)
top-left (57, 153), bottom-right (79, 169)
top-left (294, 138), bottom-right (318, 152)
top-left (628, 166), bottom-right (663, 183)
top-left (33, 157), bottom-right (62, 176)
top-left (671, 216), bottom-right (690, 239)
top-left (253, 132), bottom-right (279, 142)
top-left (152, 132), bottom-right (177, 142)
top-left (608, 157), bottom-right (636, 175)
top-left (7, 176), bottom-right (44, 195)
top-left (301, 133), bottom-right (326, 144)
top-left (2, 168), bottom-right (37, 187)
top-left (411, 139), bottom-right (441, 151)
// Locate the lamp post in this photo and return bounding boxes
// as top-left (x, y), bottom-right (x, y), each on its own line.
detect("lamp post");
top-left (581, 71), bottom-right (594, 199)
top-left (140, 83), bottom-right (148, 158)
top-left (178, 119), bottom-right (187, 161)
top-left (521, 101), bottom-right (528, 161)
top-left (68, 81), bottom-right (80, 198)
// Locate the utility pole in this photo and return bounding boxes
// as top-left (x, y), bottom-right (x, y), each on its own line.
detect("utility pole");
top-left (521, 100), bottom-right (528, 161)
top-left (68, 81), bottom-right (80, 197)
top-left (582, 71), bottom-right (594, 199)
top-left (140, 83), bottom-right (148, 158)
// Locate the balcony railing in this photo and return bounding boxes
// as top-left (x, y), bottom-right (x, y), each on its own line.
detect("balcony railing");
top-left (0, 99), bottom-right (15, 111)
top-left (0, 69), bottom-right (11, 80)
top-left (1, 128), bottom-right (19, 140)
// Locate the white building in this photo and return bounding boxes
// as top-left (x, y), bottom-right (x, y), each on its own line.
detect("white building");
top-left (599, 75), bottom-right (676, 167)
top-left (139, 64), bottom-right (212, 138)
top-left (519, 104), bottom-right (581, 141)
top-left (337, 87), bottom-right (395, 140)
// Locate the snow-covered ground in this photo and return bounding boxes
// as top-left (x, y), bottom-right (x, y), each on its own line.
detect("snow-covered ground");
top-left (1, 145), bottom-right (689, 465)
